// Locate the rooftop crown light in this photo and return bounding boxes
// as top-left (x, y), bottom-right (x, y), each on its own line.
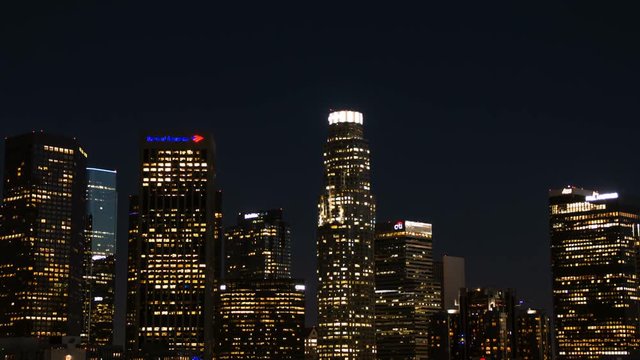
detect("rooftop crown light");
top-left (328, 110), bottom-right (363, 125)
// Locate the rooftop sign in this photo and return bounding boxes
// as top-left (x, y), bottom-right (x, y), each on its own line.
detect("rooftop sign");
top-left (146, 134), bottom-right (204, 143)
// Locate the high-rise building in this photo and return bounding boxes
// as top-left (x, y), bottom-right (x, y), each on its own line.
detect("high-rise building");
top-left (125, 195), bottom-right (140, 353)
top-left (0, 132), bottom-right (88, 338)
top-left (438, 255), bottom-right (465, 311)
top-left (428, 310), bottom-right (465, 360)
top-left (127, 133), bottom-right (216, 358)
top-left (317, 110), bottom-right (376, 359)
top-left (215, 208), bottom-right (304, 359)
top-left (83, 167), bottom-right (117, 349)
top-left (305, 327), bottom-right (319, 360)
top-left (374, 220), bottom-right (440, 360)
top-left (224, 209), bottom-right (291, 280)
top-left (515, 307), bottom-right (552, 360)
top-left (215, 279), bottom-right (305, 359)
top-left (550, 187), bottom-right (640, 359)
top-left (213, 190), bottom-right (223, 281)
top-left (459, 287), bottom-right (516, 360)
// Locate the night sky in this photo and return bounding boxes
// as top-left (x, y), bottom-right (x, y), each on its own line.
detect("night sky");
top-left (2, 1), bottom-right (640, 347)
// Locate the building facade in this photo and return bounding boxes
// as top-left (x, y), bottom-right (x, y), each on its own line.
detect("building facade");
top-left (127, 133), bottom-right (216, 358)
top-left (550, 187), bottom-right (640, 359)
top-left (83, 167), bottom-right (117, 348)
top-left (215, 208), bottom-right (304, 359)
top-left (459, 288), bottom-right (516, 360)
top-left (215, 279), bottom-right (305, 359)
top-left (438, 255), bottom-right (465, 311)
top-left (317, 110), bottom-right (376, 359)
top-left (515, 308), bottom-right (552, 360)
top-left (374, 220), bottom-right (440, 360)
top-left (224, 209), bottom-right (291, 280)
top-left (0, 132), bottom-right (88, 338)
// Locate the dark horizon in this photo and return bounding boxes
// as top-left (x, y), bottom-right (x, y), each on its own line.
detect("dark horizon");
top-left (2, 1), bottom-right (640, 348)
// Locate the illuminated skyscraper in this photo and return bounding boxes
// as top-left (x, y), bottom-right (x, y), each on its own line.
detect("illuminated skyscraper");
top-left (374, 220), bottom-right (440, 360)
top-left (215, 279), bottom-right (305, 359)
top-left (224, 209), bottom-right (291, 280)
top-left (83, 167), bottom-right (118, 348)
top-left (128, 133), bottom-right (215, 358)
top-left (125, 194), bottom-right (140, 353)
top-left (550, 187), bottom-right (640, 359)
top-left (317, 110), bottom-right (376, 359)
top-left (0, 132), bottom-right (88, 338)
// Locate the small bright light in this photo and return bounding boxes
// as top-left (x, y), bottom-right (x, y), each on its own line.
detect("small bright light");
top-left (295, 284), bottom-right (305, 291)
top-left (219, 284), bottom-right (227, 291)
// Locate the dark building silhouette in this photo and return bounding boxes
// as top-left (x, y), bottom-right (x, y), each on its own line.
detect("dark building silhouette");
top-left (126, 133), bottom-right (216, 358)
top-left (224, 209), bottom-right (291, 280)
top-left (374, 220), bottom-right (440, 360)
top-left (550, 187), bottom-right (640, 359)
top-left (459, 288), bottom-right (516, 360)
top-left (317, 110), bottom-right (376, 358)
top-left (0, 132), bottom-right (88, 338)
top-left (125, 194), bottom-right (140, 354)
top-left (83, 167), bottom-right (118, 350)
top-left (515, 307), bottom-right (552, 360)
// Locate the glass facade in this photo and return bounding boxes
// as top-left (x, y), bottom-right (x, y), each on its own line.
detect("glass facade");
top-left (374, 220), bottom-right (440, 360)
top-left (0, 132), bottom-right (88, 338)
top-left (550, 187), bottom-right (640, 359)
top-left (127, 134), bottom-right (216, 358)
top-left (83, 167), bottom-right (117, 349)
top-left (317, 110), bottom-right (376, 359)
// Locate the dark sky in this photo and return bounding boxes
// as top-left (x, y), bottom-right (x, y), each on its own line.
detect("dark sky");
top-left (2, 1), bottom-right (640, 347)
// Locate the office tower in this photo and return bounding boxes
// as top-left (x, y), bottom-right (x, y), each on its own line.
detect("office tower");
top-left (125, 195), bottom-right (140, 353)
top-left (515, 308), bottom-right (552, 360)
top-left (128, 133), bottom-right (215, 357)
top-left (213, 190), bottom-right (223, 280)
top-left (215, 279), bottom-right (305, 359)
top-left (428, 310), bottom-right (465, 360)
top-left (83, 167), bottom-right (117, 349)
top-left (439, 255), bottom-right (465, 310)
top-left (374, 220), bottom-right (440, 360)
top-left (305, 327), bottom-right (319, 360)
top-left (216, 208), bottom-right (305, 359)
top-left (317, 110), bottom-right (376, 359)
top-left (459, 288), bottom-right (516, 360)
top-left (550, 187), bottom-right (640, 359)
top-left (224, 209), bottom-right (291, 279)
top-left (0, 132), bottom-right (87, 338)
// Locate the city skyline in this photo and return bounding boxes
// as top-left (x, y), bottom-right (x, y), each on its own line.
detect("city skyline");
top-left (2, 2), bottom-right (640, 353)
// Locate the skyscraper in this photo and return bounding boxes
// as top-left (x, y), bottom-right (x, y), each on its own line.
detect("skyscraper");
top-left (128, 133), bottom-right (216, 357)
top-left (125, 194), bottom-right (140, 353)
top-left (317, 110), bottom-right (376, 359)
top-left (224, 209), bottom-right (291, 280)
top-left (550, 187), bottom-right (640, 359)
top-left (438, 255), bottom-right (465, 311)
top-left (0, 132), bottom-right (88, 338)
top-left (374, 220), bottom-right (440, 360)
top-left (215, 208), bottom-right (305, 359)
top-left (84, 167), bottom-right (118, 348)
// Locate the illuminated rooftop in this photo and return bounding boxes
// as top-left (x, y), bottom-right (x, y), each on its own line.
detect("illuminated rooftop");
top-left (328, 110), bottom-right (363, 125)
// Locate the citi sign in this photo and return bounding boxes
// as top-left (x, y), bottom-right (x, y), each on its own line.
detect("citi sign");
top-left (146, 135), bottom-right (204, 143)
top-left (393, 221), bottom-right (404, 230)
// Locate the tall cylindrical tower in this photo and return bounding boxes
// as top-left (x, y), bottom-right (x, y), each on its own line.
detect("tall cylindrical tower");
top-left (317, 110), bottom-right (376, 359)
